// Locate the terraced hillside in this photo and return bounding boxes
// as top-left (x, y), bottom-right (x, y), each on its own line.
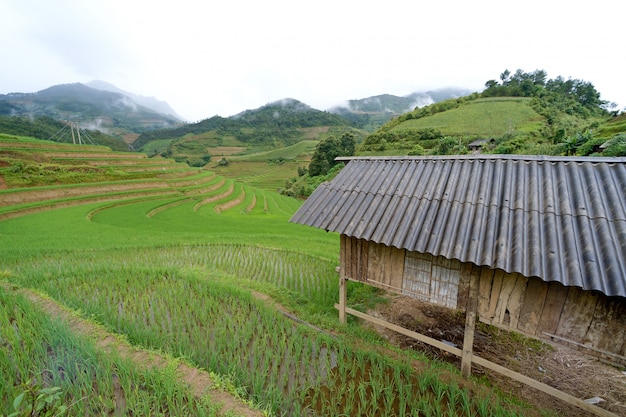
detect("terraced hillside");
top-left (0, 134), bottom-right (299, 221)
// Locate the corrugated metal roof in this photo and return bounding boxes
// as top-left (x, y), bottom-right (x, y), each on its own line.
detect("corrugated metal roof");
top-left (290, 155), bottom-right (626, 298)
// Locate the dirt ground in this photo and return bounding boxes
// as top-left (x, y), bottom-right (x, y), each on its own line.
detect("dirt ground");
top-left (366, 293), bottom-right (626, 417)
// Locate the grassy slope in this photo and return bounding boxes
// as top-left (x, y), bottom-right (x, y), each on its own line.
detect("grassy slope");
top-left (208, 139), bottom-right (318, 191)
top-left (231, 139), bottom-right (317, 162)
top-left (393, 98), bottom-right (544, 138)
top-left (358, 96), bottom-right (619, 156)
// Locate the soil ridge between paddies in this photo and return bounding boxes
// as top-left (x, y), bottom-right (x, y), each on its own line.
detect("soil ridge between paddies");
top-left (9, 284), bottom-right (264, 417)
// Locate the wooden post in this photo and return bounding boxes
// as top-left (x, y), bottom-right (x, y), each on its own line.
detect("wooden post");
top-left (339, 277), bottom-right (347, 324)
top-left (461, 271), bottom-right (480, 377)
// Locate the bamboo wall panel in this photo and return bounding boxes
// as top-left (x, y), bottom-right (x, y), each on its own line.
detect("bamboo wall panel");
top-left (403, 252), bottom-right (434, 302)
top-left (431, 257), bottom-right (462, 308)
top-left (403, 252), bottom-right (461, 308)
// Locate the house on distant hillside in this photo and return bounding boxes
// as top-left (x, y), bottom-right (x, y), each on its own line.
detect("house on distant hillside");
top-left (467, 138), bottom-right (494, 153)
top-left (291, 155), bottom-right (626, 364)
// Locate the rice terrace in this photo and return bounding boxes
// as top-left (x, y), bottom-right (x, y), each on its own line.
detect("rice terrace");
top-left (1, 133), bottom-right (624, 417)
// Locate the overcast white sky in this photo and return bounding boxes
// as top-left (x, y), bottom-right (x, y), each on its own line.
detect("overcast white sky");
top-left (1, 0), bottom-right (624, 121)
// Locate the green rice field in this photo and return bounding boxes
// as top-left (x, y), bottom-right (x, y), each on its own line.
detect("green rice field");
top-left (0, 135), bottom-right (545, 416)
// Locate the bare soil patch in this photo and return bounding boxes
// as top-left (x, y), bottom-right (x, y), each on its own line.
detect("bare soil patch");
top-left (367, 294), bottom-right (626, 417)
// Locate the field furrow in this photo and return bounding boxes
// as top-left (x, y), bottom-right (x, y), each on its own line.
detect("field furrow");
top-left (0, 283), bottom-right (264, 417)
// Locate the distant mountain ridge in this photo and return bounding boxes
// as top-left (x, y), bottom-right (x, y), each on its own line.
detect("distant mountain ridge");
top-left (0, 83), bottom-right (182, 135)
top-left (86, 80), bottom-right (185, 121)
top-left (331, 88), bottom-right (471, 114)
top-left (134, 97), bottom-right (351, 150)
top-left (328, 87), bottom-right (473, 130)
top-left (0, 82), bottom-right (473, 148)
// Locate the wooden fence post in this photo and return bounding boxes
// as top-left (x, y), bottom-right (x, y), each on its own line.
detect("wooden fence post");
top-left (462, 271), bottom-right (480, 377)
top-left (339, 277), bottom-right (347, 324)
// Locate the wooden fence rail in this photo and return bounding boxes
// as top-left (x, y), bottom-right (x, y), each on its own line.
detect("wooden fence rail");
top-left (335, 304), bottom-right (619, 417)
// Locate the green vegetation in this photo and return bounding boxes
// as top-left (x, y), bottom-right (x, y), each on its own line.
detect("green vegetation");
top-left (0, 117), bottom-right (128, 151)
top-left (279, 132), bottom-right (356, 198)
top-left (231, 140), bottom-right (318, 162)
top-left (0, 83), bottom-right (181, 136)
top-left (0, 133), bottom-right (186, 187)
top-left (0, 135), bottom-right (548, 416)
top-left (134, 100), bottom-right (365, 175)
top-left (3, 69), bottom-right (622, 414)
top-left (135, 99), bottom-right (355, 151)
top-left (359, 69), bottom-right (625, 157)
top-left (329, 88), bottom-right (472, 132)
top-left (308, 132), bottom-right (355, 177)
top-left (212, 160), bottom-right (306, 191)
top-left (0, 287), bottom-right (224, 416)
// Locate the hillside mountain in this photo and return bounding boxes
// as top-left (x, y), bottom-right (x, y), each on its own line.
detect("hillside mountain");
top-left (358, 70), bottom-right (624, 157)
top-left (134, 98), bottom-right (355, 151)
top-left (86, 80), bottom-right (185, 121)
top-left (0, 83), bottom-right (182, 135)
top-left (328, 88), bottom-right (473, 131)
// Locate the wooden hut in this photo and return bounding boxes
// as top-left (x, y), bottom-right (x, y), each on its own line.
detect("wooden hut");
top-left (291, 155), bottom-right (626, 365)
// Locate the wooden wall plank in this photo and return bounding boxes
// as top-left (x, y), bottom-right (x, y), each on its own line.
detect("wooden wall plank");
top-left (494, 273), bottom-right (517, 325)
top-left (376, 245), bottom-right (393, 285)
top-left (456, 263), bottom-right (474, 311)
top-left (389, 246), bottom-right (405, 290)
top-left (340, 234), bottom-right (346, 279)
top-left (344, 234), bottom-right (352, 279)
top-left (488, 270), bottom-right (504, 321)
top-left (477, 268), bottom-right (495, 319)
top-left (555, 287), bottom-right (599, 342)
top-left (584, 295), bottom-right (626, 354)
top-left (355, 238), bottom-right (363, 279)
top-left (536, 281), bottom-right (569, 336)
top-left (517, 277), bottom-right (548, 335)
top-left (367, 240), bottom-right (382, 283)
top-left (507, 274), bottom-right (529, 329)
top-left (348, 236), bottom-right (356, 279)
top-left (360, 239), bottom-right (369, 282)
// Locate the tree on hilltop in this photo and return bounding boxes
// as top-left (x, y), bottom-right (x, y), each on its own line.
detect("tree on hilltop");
top-left (308, 132), bottom-right (355, 177)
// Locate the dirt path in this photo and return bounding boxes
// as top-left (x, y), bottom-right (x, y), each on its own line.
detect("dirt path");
top-left (14, 286), bottom-right (264, 417)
